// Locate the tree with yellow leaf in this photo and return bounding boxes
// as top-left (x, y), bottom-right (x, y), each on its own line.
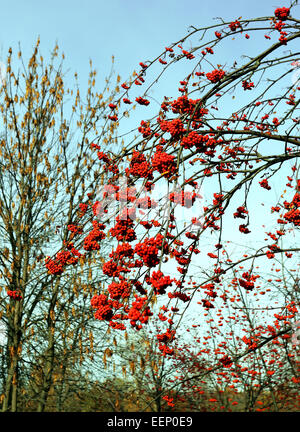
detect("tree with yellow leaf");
top-left (0, 39), bottom-right (122, 412)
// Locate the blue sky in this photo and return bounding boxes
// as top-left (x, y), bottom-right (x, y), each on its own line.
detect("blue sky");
top-left (0, 0), bottom-right (296, 87)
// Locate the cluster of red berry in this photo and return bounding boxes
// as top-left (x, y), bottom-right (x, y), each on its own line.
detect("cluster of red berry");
top-left (45, 257), bottom-right (64, 275)
top-left (151, 146), bottom-right (177, 178)
top-left (127, 295), bottom-right (153, 329)
top-left (67, 224), bottom-right (83, 235)
top-left (138, 120), bottom-right (152, 138)
top-left (108, 115), bottom-right (118, 122)
top-left (242, 81), bottom-right (254, 90)
top-left (229, 20), bottom-right (241, 31)
top-left (158, 342), bottom-right (174, 356)
top-left (219, 355), bottom-right (233, 368)
top-left (259, 179), bottom-right (271, 190)
top-left (45, 246), bottom-right (82, 275)
top-left (150, 270), bottom-right (173, 295)
top-left (273, 8), bottom-right (290, 44)
top-left (238, 278), bottom-right (254, 290)
top-left (283, 191), bottom-right (300, 227)
top-left (168, 291), bottom-right (190, 302)
top-left (102, 259), bottom-right (119, 277)
top-left (274, 7), bottom-right (290, 21)
top-left (78, 203), bottom-right (88, 218)
top-left (7, 290), bottom-right (22, 300)
top-left (159, 118), bottom-right (186, 139)
top-left (180, 131), bottom-right (207, 151)
top-left (127, 150), bottom-right (153, 179)
top-left (109, 215), bottom-right (137, 242)
top-left (182, 49), bottom-right (195, 60)
top-left (111, 242), bottom-right (134, 259)
top-left (92, 295), bottom-right (114, 321)
top-left (206, 69), bottom-right (225, 83)
top-left (239, 224), bottom-right (251, 234)
top-left (171, 95), bottom-right (195, 113)
top-left (156, 328), bottom-right (175, 343)
top-left (83, 221), bottom-right (106, 251)
top-left (135, 240), bottom-right (160, 268)
top-left (202, 299), bottom-right (214, 309)
top-left (135, 96), bottom-right (150, 106)
top-left (233, 206), bottom-right (248, 219)
top-left (108, 280), bottom-right (131, 300)
top-left (242, 335), bottom-right (258, 351)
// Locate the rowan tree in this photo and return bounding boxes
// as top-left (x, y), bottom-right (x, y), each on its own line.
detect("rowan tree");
top-left (54, 2), bottom-right (300, 411)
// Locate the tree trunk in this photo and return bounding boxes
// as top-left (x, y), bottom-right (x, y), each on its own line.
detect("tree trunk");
top-left (2, 302), bottom-right (22, 412)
